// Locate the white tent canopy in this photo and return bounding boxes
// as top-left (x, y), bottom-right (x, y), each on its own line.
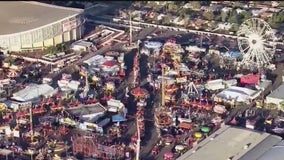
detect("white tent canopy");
top-left (216, 86), bottom-right (257, 102)
top-left (12, 84), bottom-right (56, 102)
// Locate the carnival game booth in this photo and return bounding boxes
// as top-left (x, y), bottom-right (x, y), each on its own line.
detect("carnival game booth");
top-left (204, 79), bottom-right (226, 91)
top-left (144, 41), bottom-right (163, 50)
top-left (57, 73), bottom-right (80, 92)
top-left (214, 86), bottom-right (261, 105)
top-left (205, 79), bottom-right (238, 91)
top-left (107, 99), bottom-right (126, 113)
top-left (100, 60), bottom-right (120, 74)
top-left (156, 75), bottom-right (176, 86)
top-left (107, 99), bottom-right (128, 123)
top-left (186, 45), bottom-right (206, 53)
top-left (83, 55), bottom-right (105, 67)
top-left (0, 103), bottom-right (14, 122)
top-left (0, 125), bottom-right (20, 138)
top-left (143, 41), bottom-right (163, 56)
top-left (71, 40), bottom-right (95, 52)
top-left (84, 55), bottom-right (120, 75)
top-left (78, 118), bottom-right (111, 134)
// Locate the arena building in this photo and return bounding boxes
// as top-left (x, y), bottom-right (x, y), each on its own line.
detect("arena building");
top-left (0, 1), bottom-right (85, 52)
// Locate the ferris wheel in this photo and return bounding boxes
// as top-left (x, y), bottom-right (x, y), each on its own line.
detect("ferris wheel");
top-left (237, 18), bottom-right (276, 67)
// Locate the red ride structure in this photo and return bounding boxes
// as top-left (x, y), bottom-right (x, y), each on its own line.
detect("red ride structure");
top-left (132, 52), bottom-right (139, 87)
top-left (72, 133), bottom-right (125, 159)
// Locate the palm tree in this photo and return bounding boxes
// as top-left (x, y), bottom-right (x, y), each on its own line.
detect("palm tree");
top-left (279, 101), bottom-right (284, 111)
top-left (266, 103), bottom-right (277, 110)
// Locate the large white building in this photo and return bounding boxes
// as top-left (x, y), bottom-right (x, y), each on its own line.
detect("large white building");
top-left (177, 125), bottom-right (282, 160)
top-left (0, 1), bottom-right (85, 52)
top-left (266, 75), bottom-right (284, 109)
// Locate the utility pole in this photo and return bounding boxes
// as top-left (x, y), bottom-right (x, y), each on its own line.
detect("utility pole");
top-left (65, 141), bottom-right (68, 157)
top-left (29, 102), bottom-right (34, 160)
top-left (129, 12), bottom-right (133, 45)
top-left (135, 117), bottom-right (141, 160)
top-left (200, 34), bottom-right (203, 48)
top-left (161, 64), bottom-right (165, 107)
top-left (29, 103), bottom-right (34, 142)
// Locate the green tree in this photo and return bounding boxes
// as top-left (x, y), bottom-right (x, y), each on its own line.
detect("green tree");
top-left (178, 8), bottom-right (186, 17)
top-left (56, 44), bottom-right (64, 52)
top-left (221, 11), bottom-right (228, 22)
top-left (214, 15), bottom-right (222, 22)
top-left (190, 1), bottom-right (201, 9)
top-left (279, 2), bottom-right (284, 7)
top-left (45, 46), bottom-right (56, 54)
top-left (162, 15), bottom-right (171, 25)
top-left (146, 2), bottom-right (159, 10)
top-left (166, 3), bottom-right (178, 11)
top-left (232, 2), bottom-right (242, 8)
top-left (229, 24), bottom-right (239, 32)
top-left (203, 11), bottom-right (214, 21)
top-left (269, 12), bottom-right (284, 28)
top-left (280, 101), bottom-right (284, 111)
top-left (173, 1), bottom-right (186, 6)
top-left (239, 11), bottom-right (252, 23)
top-left (4, 56), bottom-right (14, 65)
top-left (228, 10), bottom-right (239, 24)
top-left (178, 8), bottom-right (192, 20)
top-left (183, 17), bottom-right (190, 28)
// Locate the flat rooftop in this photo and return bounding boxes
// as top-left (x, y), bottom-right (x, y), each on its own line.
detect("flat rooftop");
top-left (66, 103), bottom-right (107, 116)
top-left (0, 1), bottom-right (82, 35)
top-left (177, 125), bottom-right (282, 160)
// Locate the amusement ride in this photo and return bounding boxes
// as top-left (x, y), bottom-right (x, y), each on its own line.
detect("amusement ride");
top-left (237, 18), bottom-right (276, 69)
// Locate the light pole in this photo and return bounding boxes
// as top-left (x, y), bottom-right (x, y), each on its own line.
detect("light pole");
top-left (65, 141), bottom-right (68, 157)
top-left (129, 12), bottom-right (133, 45)
top-left (135, 118), bottom-right (141, 160)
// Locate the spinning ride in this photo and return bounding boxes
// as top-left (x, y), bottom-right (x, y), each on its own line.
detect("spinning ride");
top-left (131, 87), bottom-right (148, 99)
top-left (237, 18), bottom-right (276, 68)
top-left (7, 69), bottom-right (18, 78)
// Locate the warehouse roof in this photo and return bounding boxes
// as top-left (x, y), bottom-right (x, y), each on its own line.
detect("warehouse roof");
top-left (177, 125), bottom-right (282, 160)
top-left (239, 138), bottom-right (284, 160)
top-left (0, 1), bottom-right (82, 35)
top-left (12, 83), bottom-right (55, 102)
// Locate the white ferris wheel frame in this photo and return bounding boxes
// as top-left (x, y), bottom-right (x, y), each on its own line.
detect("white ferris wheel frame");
top-left (237, 18), bottom-right (276, 68)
